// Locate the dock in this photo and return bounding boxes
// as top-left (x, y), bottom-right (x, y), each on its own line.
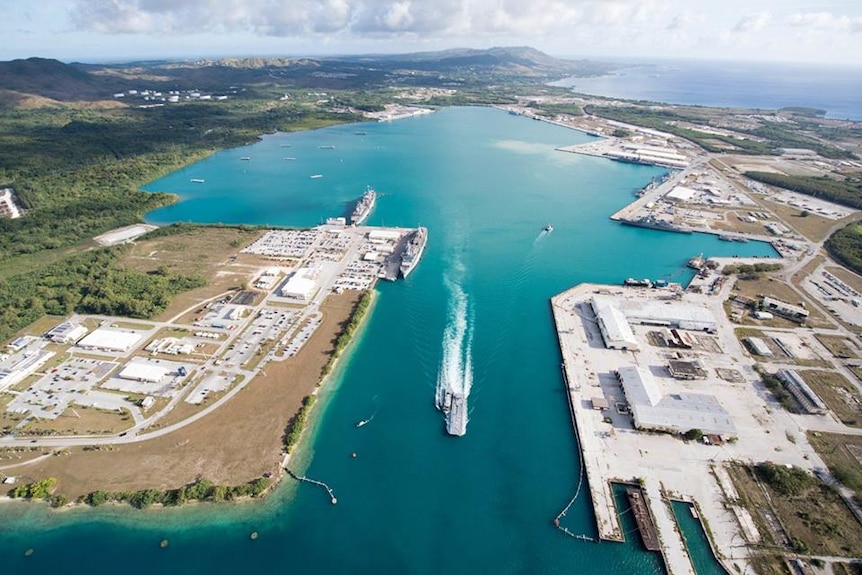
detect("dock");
top-left (627, 487), bottom-right (661, 551)
top-left (551, 293), bottom-right (625, 542)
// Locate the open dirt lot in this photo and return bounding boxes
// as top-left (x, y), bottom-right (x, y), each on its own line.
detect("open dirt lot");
top-left (120, 226), bottom-right (266, 322)
top-left (808, 431), bottom-right (862, 493)
top-left (6, 291), bottom-right (362, 499)
top-left (802, 370), bottom-right (862, 428)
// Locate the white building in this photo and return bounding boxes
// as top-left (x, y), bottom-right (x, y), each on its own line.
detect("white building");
top-left (279, 269), bottom-right (318, 302)
top-left (45, 320), bottom-right (88, 344)
top-left (118, 362), bottom-right (170, 383)
top-left (744, 337), bottom-right (773, 357)
top-left (77, 328), bottom-right (143, 353)
top-left (617, 366), bottom-right (737, 437)
top-left (762, 296), bottom-right (809, 323)
top-left (591, 297), bottom-right (639, 351)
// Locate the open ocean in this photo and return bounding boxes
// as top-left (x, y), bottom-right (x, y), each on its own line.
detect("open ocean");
top-left (2, 106), bottom-right (779, 574)
top-left (553, 58), bottom-right (862, 120)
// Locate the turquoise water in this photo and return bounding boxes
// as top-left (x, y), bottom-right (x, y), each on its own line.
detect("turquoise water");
top-left (671, 500), bottom-right (729, 575)
top-left (1, 107), bottom-right (776, 574)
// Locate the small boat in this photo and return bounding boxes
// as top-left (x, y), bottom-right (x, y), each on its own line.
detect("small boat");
top-left (283, 157), bottom-right (296, 161)
top-left (280, 144), bottom-right (291, 148)
top-left (240, 156), bottom-right (251, 161)
top-left (543, 223), bottom-right (554, 233)
top-left (319, 145), bottom-right (336, 150)
top-left (190, 178), bottom-right (205, 183)
top-left (356, 419), bottom-right (368, 428)
top-left (310, 174), bottom-right (323, 179)
top-left (354, 131), bottom-right (367, 136)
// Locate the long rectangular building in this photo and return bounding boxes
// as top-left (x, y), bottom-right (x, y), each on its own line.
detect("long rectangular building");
top-left (617, 366), bottom-right (737, 438)
top-left (591, 297), bottom-right (639, 351)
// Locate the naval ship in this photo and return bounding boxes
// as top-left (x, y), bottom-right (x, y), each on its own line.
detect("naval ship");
top-left (620, 215), bottom-right (691, 234)
top-left (350, 187), bottom-right (376, 225)
top-left (436, 388), bottom-right (468, 437)
top-left (399, 226), bottom-right (427, 278)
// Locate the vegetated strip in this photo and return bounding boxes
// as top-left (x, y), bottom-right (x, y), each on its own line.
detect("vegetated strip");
top-left (282, 290), bottom-right (373, 455)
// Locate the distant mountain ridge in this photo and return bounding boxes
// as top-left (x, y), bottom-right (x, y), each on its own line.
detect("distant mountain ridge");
top-left (0, 47), bottom-right (601, 102)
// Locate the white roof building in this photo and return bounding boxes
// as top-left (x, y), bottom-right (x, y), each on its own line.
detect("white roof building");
top-left (119, 362), bottom-right (170, 383)
top-left (617, 366), bottom-right (737, 437)
top-left (46, 320), bottom-right (88, 344)
top-left (665, 186), bottom-right (697, 203)
top-left (591, 297), bottom-right (639, 351)
top-left (279, 269), bottom-right (318, 302)
top-left (77, 329), bottom-right (143, 353)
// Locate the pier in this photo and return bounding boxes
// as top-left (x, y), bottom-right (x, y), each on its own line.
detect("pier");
top-left (551, 293), bottom-right (625, 542)
top-left (285, 468), bottom-right (337, 504)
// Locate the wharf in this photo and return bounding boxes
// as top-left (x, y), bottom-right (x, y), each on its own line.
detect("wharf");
top-left (551, 291), bottom-right (625, 542)
top-left (627, 486), bottom-right (660, 551)
top-left (551, 284), bottom-right (698, 575)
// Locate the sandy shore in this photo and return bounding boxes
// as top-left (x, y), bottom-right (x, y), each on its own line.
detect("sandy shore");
top-left (8, 291), bottom-right (364, 500)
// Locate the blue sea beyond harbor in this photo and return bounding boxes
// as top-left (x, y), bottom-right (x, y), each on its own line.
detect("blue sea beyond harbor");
top-left (1, 107), bottom-right (778, 574)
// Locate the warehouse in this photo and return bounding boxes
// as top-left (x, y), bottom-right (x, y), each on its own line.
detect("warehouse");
top-left (744, 337), bottom-right (773, 357)
top-left (591, 297), bottom-right (639, 351)
top-left (279, 269), bottom-right (318, 302)
top-left (46, 320), bottom-right (88, 344)
top-left (776, 369), bottom-right (827, 415)
top-left (616, 366), bottom-right (737, 438)
top-left (77, 328), bottom-right (143, 353)
top-left (623, 300), bottom-right (717, 333)
top-left (118, 362), bottom-right (170, 383)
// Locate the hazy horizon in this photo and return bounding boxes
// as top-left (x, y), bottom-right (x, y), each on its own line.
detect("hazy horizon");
top-left (4, 1), bottom-right (862, 66)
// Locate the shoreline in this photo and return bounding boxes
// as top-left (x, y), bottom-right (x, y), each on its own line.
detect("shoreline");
top-left (0, 288), bottom-right (377, 510)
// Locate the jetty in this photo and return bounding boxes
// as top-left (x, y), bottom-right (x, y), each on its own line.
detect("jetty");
top-left (285, 468), bottom-right (337, 504)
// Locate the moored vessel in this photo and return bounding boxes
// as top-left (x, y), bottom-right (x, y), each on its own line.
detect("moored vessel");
top-left (350, 186), bottom-right (376, 225)
top-left (400, 227), bottom-right (427, 278)
top-left (620, 215), bottom-right (691, 234)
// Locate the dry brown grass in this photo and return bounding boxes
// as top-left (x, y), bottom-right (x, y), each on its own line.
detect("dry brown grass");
top-left (7, 291), bottom-right (362, 499)
top-left (728, 462), bottom-right (862, 559)
top-left (808, 431), bottom-right (862, 496)
top-left (815, 334), bottom-right (860, 359)
top-left (21, 405), bottom-right (134, 436)
top-left (828, 266), bottom-right (862, 296)
top-left (801, 370), bottom-right (862, 427)
top-left (119, 226), bottom-right (266, 322)
top-left (756, 197), bottom-right (840, 242)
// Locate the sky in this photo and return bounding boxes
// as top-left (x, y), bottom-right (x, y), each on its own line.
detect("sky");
top-left (2, 0), bottom-right (862, 65)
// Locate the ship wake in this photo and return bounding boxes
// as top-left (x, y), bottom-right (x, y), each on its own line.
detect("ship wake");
top-left (435, 271), bottom-right (473, 434)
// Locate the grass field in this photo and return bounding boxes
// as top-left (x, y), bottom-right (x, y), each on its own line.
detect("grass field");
top-left (728, 462), bottom-right (862, 559)
top-left (120, 226), bottom-right (266, 322)
top-left (814, 334), bottom-right (860, 359)
top-left (21, 405), bottom-right (134, 436)
top-left (801, 370), bottom-right (862, 427)
top-left (808, 431), bottom-right (862, 494)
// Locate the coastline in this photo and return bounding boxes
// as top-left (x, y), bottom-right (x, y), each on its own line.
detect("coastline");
top-left (1, 288), bottom-right (376, 511)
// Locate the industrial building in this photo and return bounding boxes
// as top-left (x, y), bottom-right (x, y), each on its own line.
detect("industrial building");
top-left (616, 366), bottom-right (737, 438)
top-left (591, 297), bottom-right (639, 351)
top-left (667, 360), bottom-right (707, 380)
top-left (279, 269), bottom-right (319, 302)
top-left (77, 328), bottom-right (143, 353)
top-left (761, 296), bottom-right (809, 323)
top-left (624, 300), bottom-right (717, 333)
top-left (118, 362), bottom-right (170, 383)
top-left (0, 346), bottom-right (55, 392)
top-left (744, 337), bottom-right (773, 357)
top-left (776, 369), bottom-right (828, 415)
top-left (45, 320), bottom-right (88, 344)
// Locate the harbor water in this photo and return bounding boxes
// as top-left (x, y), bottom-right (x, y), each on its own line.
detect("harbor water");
top-left (1, 107), bottom-right (777, 574)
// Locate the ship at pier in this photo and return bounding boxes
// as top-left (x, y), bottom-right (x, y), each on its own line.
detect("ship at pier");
top-left (351, 186), bottom-right (376, 225)
top-left (620, 215), bottom-right (691, 234)
top-left (399, 226), bottom-right (427, 278)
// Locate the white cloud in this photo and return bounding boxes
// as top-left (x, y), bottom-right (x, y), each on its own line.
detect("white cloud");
top-left (786, 11), bottom-right (862, 33)
top-left (732, 12), bottom-right (771, 34)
